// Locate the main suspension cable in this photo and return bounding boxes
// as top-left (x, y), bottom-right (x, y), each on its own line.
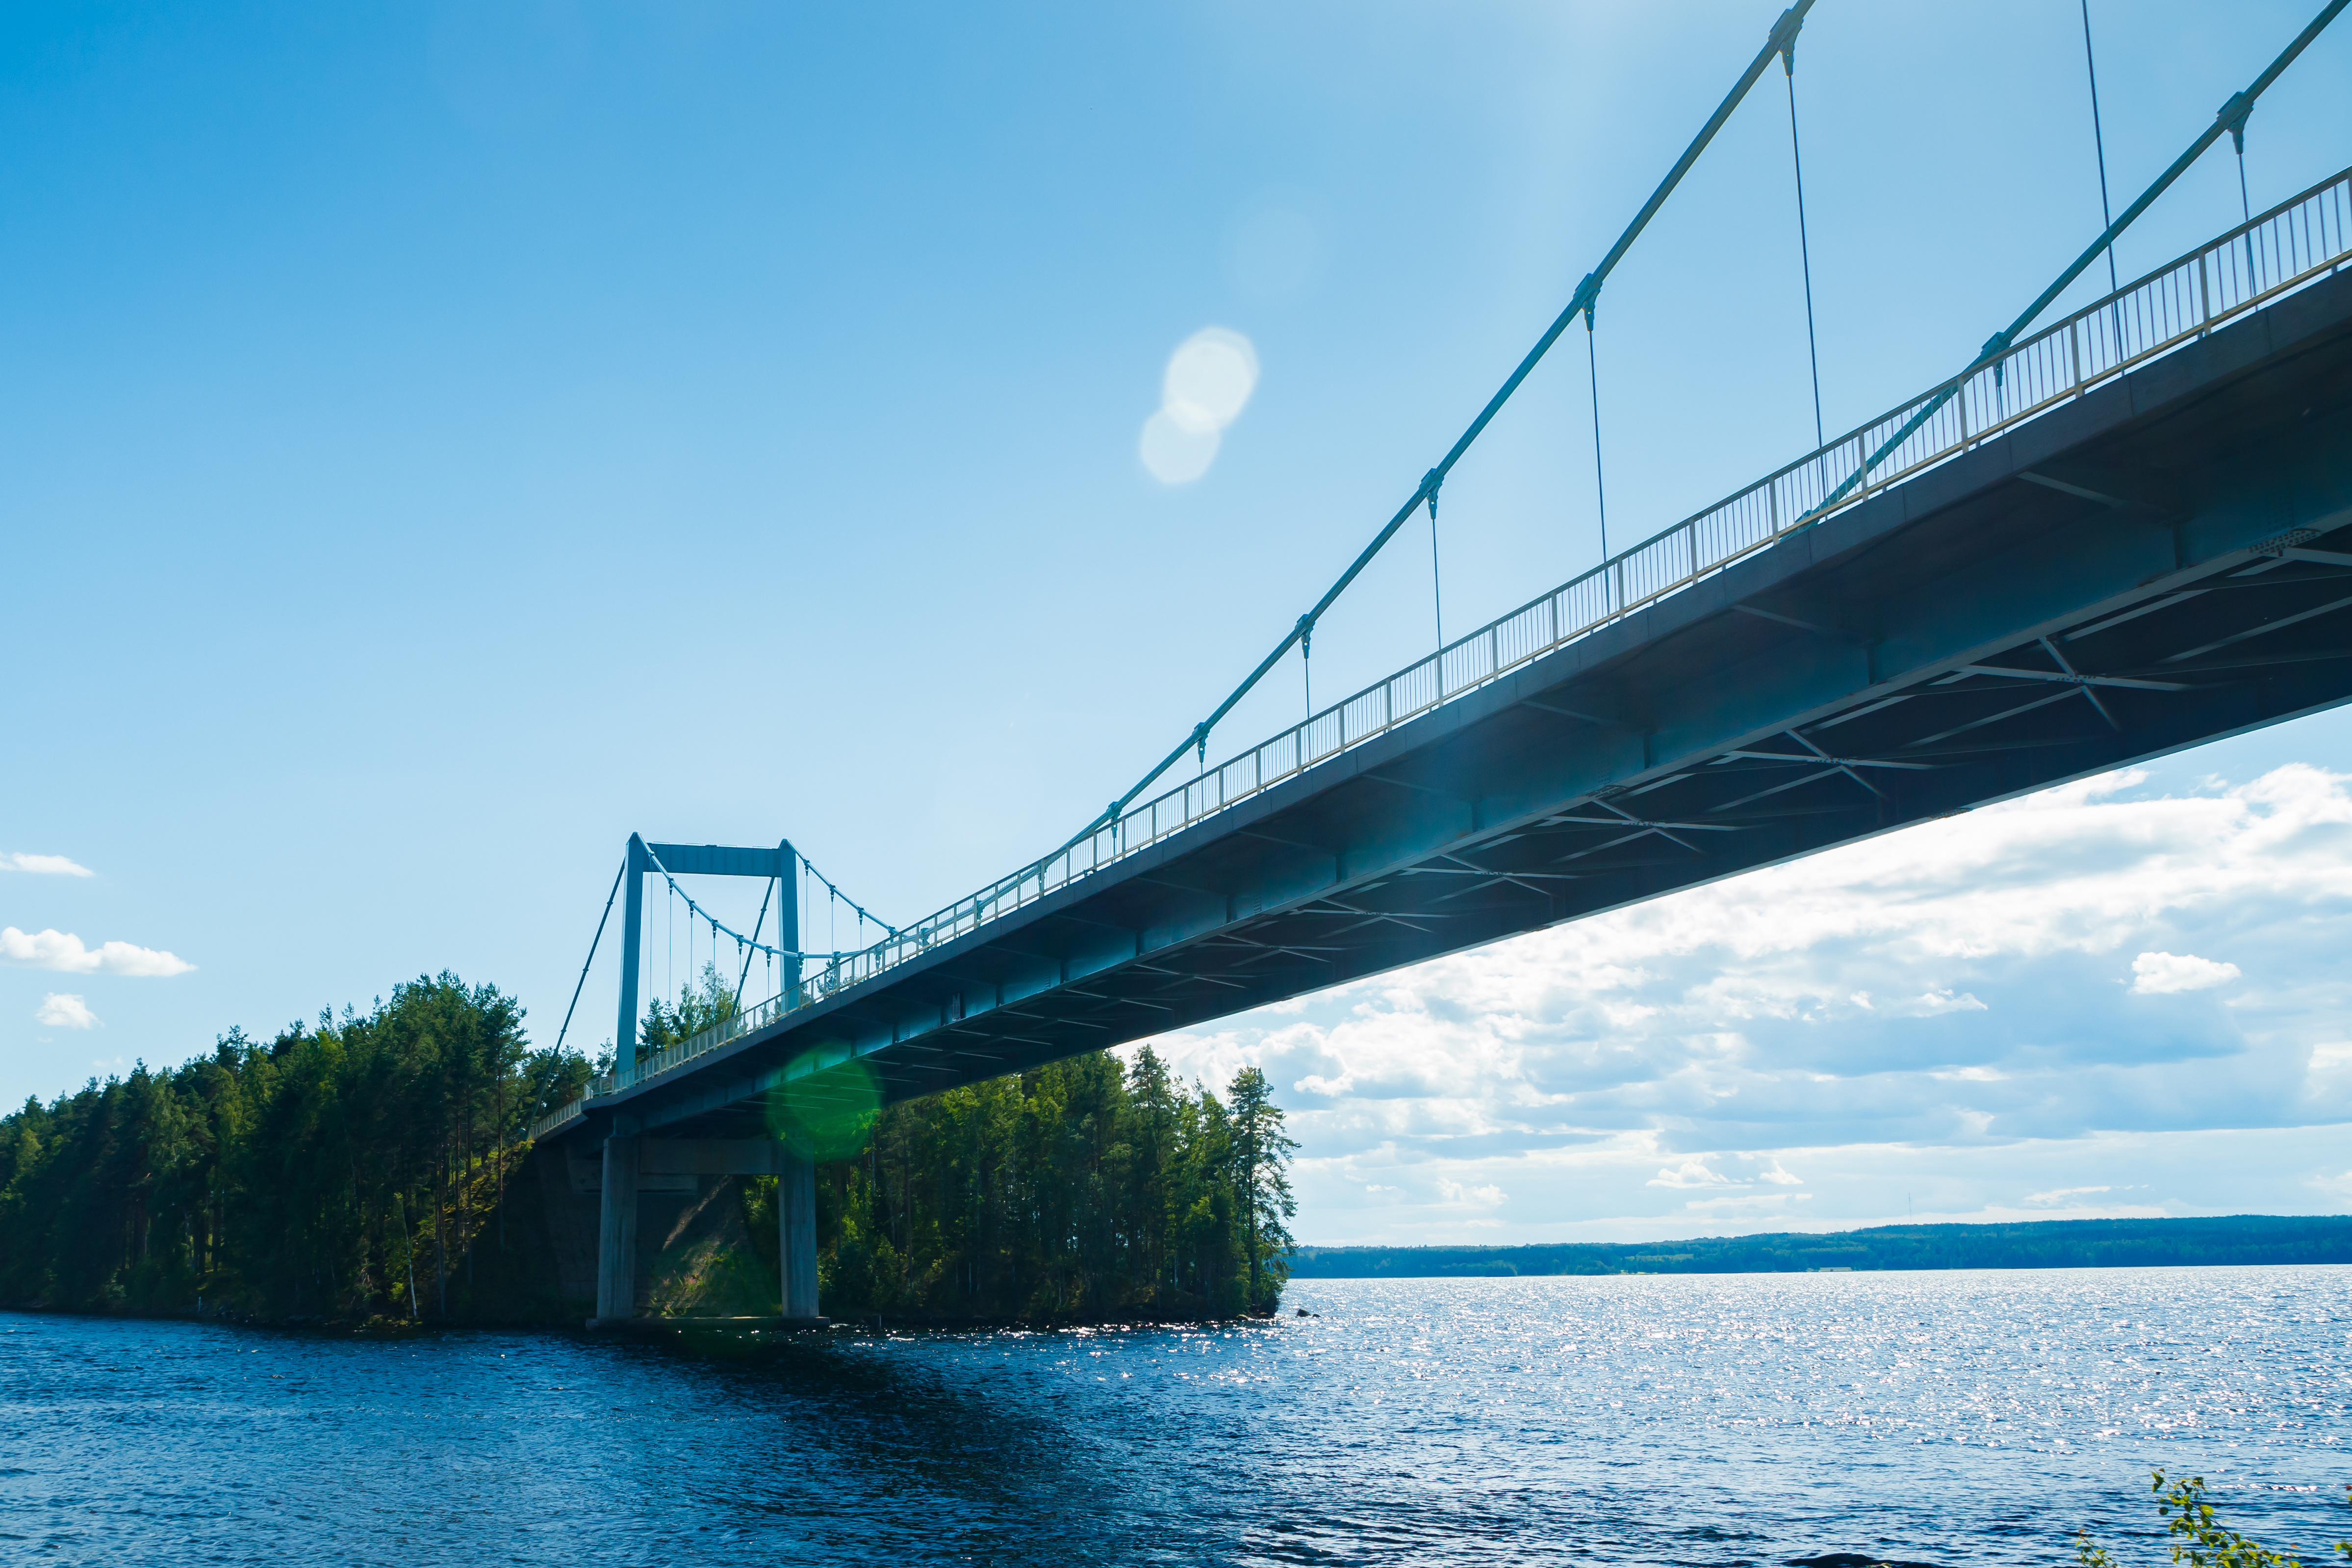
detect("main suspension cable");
top-left (733, 874), bottom-right (776, 1009)
top-left (1815, 0), bottom-right (2347, 519)
top-left (1055, 2), bottom-right (1815, 853)
top-left (553, 859), bottom-right (625, 1055)
top-left (793, 848), bottom-right (899, 937)
top-left (640, 843), bottom-right (874, 965)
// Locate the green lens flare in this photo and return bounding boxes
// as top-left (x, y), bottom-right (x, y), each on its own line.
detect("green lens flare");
top-left (767, 1051), bottom-right (880, 1160)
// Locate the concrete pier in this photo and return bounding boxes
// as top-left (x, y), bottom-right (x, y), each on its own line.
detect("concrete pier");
top-left (592, 1124), bottom-right (639, 1325)
top-left (781, 1147), bottom-right (818, 1322)
top-left (585, 1133), bottom-right (825, 1329)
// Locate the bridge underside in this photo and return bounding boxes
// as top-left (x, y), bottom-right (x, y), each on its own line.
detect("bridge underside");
top-left (565, 267), bottom-right (2352, 1148)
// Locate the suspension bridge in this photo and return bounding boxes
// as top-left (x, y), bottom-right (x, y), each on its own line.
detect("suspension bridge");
top-left (529, 1), bottom-right (2352, 1327)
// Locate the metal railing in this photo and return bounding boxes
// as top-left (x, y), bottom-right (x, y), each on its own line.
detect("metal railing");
top-left (526, 1097), bottom-right (585, 1141)
top-left (544, 166), bottom-right (2352, 1128)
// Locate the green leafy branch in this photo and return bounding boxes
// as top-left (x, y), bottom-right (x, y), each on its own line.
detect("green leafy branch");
top-left (2077, 1471), bottom-right (2352, 1568)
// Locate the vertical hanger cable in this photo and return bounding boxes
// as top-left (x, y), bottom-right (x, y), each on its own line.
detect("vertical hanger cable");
top-left (1425, 472), bottom-right (1445, 657)
top-left (1585, 308), bottom-right (1608, 562)
top-left (1301, 619), bottom-right (1313, 716)
top-left (1783, 42), bottom-right (1825, 448)
top-left (2079, 0), bottom-right (2121, 295)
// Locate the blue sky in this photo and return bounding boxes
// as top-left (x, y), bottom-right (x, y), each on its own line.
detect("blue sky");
top-left (6, 0), bottom-right (2350, 1241)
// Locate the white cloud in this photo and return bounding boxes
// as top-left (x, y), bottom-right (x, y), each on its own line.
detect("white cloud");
top-left (1679, 1191), bottom-right (1812, 1215)
top-left (1648, 1160), bottom-right (1739, 1189)
top-left (1139, 760), bottom-right (2352, 1242)
top-left (1436, 1178), bottom-right (1507, 1206)
top-left (2, 852), bottom-right (93, 876)
top-left (2025, 1184), bottom-right (2112, 1206)
top-left (34, 993), bottom-right (97, 1030)
top-left (0, 926), bottom-right (194, 977)
top-left (2130, 951), bottom-right (2242, 994)
top-left (1904, 988), bottom-right (1988, 1015)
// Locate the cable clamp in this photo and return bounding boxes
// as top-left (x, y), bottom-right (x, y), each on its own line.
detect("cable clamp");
top-left (2216, 89), bottom-right (2254, 153)
top-left (1573, 271), bottom-right (1601, 328)
top-left (1771, 4), bottom-right (1802, 73)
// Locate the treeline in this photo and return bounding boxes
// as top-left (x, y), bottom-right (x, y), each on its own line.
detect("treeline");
top-left (792, 1044), bottom-right (1298, 1322)
top-left (642, 962), bottom-right (1300, 1321)
top-left (1289, 1215), bottom-right (2352, 1278)
top-left (0, 974), bottom-right (590, 1319)
top-left (0, 966), bottom-right (1301, 1324)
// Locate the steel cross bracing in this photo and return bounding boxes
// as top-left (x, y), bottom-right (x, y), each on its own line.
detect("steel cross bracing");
top-left (532, 256), bottom-right (2352, 1147)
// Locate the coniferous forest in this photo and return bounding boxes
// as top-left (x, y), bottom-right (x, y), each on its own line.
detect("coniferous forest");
top-left (0, 969), bottom-right (1298, 1325)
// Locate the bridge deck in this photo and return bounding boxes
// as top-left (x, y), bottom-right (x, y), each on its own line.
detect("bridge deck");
top-left (553, 261), bottom-right (2352, 1147)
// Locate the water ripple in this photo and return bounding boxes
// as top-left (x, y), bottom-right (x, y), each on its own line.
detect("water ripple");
top-left (2, 1267), bottom-right (2346, 1565)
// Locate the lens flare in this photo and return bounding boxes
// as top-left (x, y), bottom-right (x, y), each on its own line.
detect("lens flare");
top-left (1162, 327), bottom-right (1259, 433)
top-left (1140, 408), bottom-right (1221, 484)
top-left (767, 1050), bottom-right (881, 1159)
top-left (1139, 326), bottom-right (1257, 485)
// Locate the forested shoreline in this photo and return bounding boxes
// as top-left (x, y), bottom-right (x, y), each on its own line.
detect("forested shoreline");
top-left (0, 976), bottom-right (589, 1322)
top-left (800, 1040), bottom-right (1296, 1323)
top-left (1290, 1215), bottom-right (2352, 1277)
top-left (0, 969), bottom-right (1296, 1326)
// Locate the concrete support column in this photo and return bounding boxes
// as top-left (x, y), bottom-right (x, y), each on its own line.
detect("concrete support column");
top-left (594, 1127), bottom-right (640, 1325)
top-left (780, 1146), bottom-right (818, 1321)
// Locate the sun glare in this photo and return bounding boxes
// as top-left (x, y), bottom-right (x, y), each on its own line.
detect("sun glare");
top-left (1140, 327), bottom-right (1258, 484)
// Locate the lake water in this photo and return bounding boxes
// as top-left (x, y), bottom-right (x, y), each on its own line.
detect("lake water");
top-left (3, 1267), bottom-right (2347, 1566)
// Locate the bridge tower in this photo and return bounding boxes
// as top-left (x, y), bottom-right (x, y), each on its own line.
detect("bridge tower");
top-left (591, 834), bottom-right (822, 1328)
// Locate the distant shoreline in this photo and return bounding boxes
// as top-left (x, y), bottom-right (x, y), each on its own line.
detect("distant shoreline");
top-left (1286, 1214), bottom-right (2352, 1277)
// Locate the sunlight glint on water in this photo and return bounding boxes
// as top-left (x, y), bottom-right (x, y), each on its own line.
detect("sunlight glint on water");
top-left (1, 1267), bottom-right (2346, 1566)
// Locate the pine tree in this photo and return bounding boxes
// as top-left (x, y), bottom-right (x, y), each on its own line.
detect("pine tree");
top-left (1226, 1066), bottom-right (1298, 1315)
